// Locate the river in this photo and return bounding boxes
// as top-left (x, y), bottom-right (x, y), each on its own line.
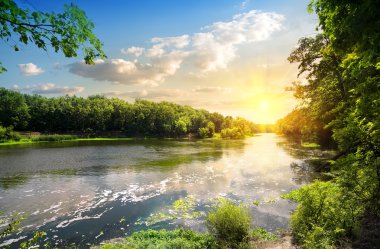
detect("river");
top-left (0, 133), bottom-right (329, 248)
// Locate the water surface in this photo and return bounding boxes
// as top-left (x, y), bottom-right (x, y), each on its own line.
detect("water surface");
top-left (0, 134), bottom-right (327, 247)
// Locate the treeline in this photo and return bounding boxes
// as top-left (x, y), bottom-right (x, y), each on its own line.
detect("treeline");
top-left (276, 108), bottom-right (332, 146)
top-left (279, 0), bottom-right (380, 248)
top-left (0, 88), bottom-right (257, 139)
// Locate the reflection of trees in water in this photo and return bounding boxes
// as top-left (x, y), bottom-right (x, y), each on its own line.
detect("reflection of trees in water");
top-left (277, 141), bottom-right (316, 159)
top-left (276, 135), bottom-right (334, 184)
top-left (0, 174), bottom-right (28, 189)
top-left (129, 139), bottom-right (246, 173)
top-left (130, 151), bottom-right (224, 173)
top-left (0, 139), bottom-right (247, 189)
top-left (289, 162), bottom-right (318, 185)
top-left (282, 140), bottom-right (336, 184)
top-left (277, 138), bottom-right (336, 163)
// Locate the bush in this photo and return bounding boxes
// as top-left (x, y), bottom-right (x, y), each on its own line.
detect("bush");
top-left (96, 229), bottom-right (218, 249)
top-left (206, 199), bottom-right (251, 248)
top-left (220, 128), bottom-right (244, 139)
top-left (283, 180), bottom-right (362, 248)
top-left (198, 127), bottom-right (210, 138)
top-left (31, 134), bottom-right (78, 142)
top-left (0, 125), bottom-right (21, 142)
top-left (198, 121), bottom-right (215, 138)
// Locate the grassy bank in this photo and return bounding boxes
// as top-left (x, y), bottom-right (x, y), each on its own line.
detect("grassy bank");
top-left (94, 199), bottom-right (280, 249)
top-left (0, 135), bottom-right (135, 146)
top-left (93, 228), bottom-right (280, 249)
top-left (0, 132), bottom-right (255, 146)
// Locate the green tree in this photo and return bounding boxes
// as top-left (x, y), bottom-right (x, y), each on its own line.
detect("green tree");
top-left (0, 88), bottom-right (30, 129)
top-left (174, 117), bottom-right (189, 136)
top-left (0, 0), bottom-right (105, 72)
top-left (283, 0), bottom-right (380, 247)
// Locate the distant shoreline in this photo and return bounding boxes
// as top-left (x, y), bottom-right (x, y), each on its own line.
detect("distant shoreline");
top-left (0, 133), bottom-right (259, 146)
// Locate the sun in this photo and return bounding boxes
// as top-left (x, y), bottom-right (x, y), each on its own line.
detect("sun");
top-left (259, 100), bottom-right (269, 112)
top-left (246, 95), bottom-right (285, 124)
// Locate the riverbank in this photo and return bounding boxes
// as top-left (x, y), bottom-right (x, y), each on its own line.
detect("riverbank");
top-left (0, 137), bottom-right (136, 146)
top-left (0, 132), bottom-right (255, 146)
top-left (92, 229), bottom-right (297, 249)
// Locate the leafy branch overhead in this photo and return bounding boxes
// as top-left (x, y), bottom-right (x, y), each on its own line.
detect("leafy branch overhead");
top-left (0, 0), bottom-right (106, 72)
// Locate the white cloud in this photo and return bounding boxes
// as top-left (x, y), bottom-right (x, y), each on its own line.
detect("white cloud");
top-left (70, 9), bottom-right (284, 85)
top-left (13, 83), bottom-right (84, 95)
top-left (69, 51), bottom-right (187, 85)
top-left (240, 0), bottom-right (251, 10)
top-left (151, 35), bottom-right (190, 49)
top-left (136, 9), bottom-right (283, 73)
top-left (121, 46), bottom-right (145, 57)
top-left (145, 44), bottom-right (166, 58)
top-left (193, 86), bottom-right (232, 94)
top-left (18, 63), bottom-right (44, 76)
top-left (103, 88), bottom-right (188, 100)
top-left (190, 10), bottom-right (284, 71)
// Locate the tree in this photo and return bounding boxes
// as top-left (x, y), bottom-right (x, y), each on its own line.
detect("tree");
top-left (0, 0), bottom-right (105, 72)
top-left (283, 1), bottom-right (380, 247)
top-left (0, 88), bottom-right (30, 129)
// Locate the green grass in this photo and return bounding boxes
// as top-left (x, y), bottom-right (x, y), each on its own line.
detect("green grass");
top-left (301, 142), bottom-right (320, 148)
top-left (0, 136), bottom-right (134, 146)
top-left (75, 137), bottom-right (133, 141)
top-left (251, 228), bottom-right (278, 241)
top-left (94, 228), bottom-right (280, 249)
top-left (31, 134), bottom-right (78, 142)
top-left (0, 139), bottom-right (32, 146)
top-left (94, 229), bottom-right (218, 249)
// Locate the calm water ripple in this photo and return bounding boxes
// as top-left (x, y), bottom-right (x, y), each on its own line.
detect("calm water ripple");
top-left (0, 134), bottom-right (330, 248)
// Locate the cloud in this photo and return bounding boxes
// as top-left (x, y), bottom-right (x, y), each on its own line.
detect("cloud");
top-left (13, 83), bottom-right (84, 95)
top-left (70, 9), bottom-right (284, 85)
top-left (53, 62), bottom-right (62, 70)
top-left (103, 88), bottom-right (188, 100)
top-left (151, 35), bottom-right (190, 49)
top-left (121, 46), bottom-right (145, 57)
top-left (69, 50), bottom-right (187, 85)
top-left (135, 10), bottom-right (283, 73)
top-left (190, 10), bottom-right (284, 71)
top-left (240, 0), bottom-right (251, 10)
top-left (145, 44), bottom-right (166, 58)
top-left (193, 86), bottom-right (232, 94)
top-left (18, 63), bottom-right (44, 76)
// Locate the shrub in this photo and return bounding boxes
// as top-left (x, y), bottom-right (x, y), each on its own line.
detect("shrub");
top-left (198, 122), bottom-right (215, 138)
top-left (31, 134), bottom-right (78, 142)
top-left (283, 180), bottom-right (362, 248)
top-left (206, 199), bottom-right (251, 248)
top-left (0, 125), bottom-right (21, 142)
top-left (220, 128), bottom-right (244, 139)
top-left (198, 127), bottom-right (210, 138)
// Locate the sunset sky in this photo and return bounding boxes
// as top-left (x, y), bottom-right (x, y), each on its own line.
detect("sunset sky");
top-left (0, 0), bottom-right (318, 123)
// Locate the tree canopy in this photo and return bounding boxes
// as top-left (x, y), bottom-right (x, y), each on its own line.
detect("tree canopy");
top-left (279, 0), bottom-right (380, 247)
top-left (0, 0), bottom-right (105, 73)
top-left (0, 88), bottom-right (258, 139)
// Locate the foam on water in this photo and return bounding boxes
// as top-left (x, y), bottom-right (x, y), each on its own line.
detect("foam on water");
top-left (0, 236), bottom-right (27, 247)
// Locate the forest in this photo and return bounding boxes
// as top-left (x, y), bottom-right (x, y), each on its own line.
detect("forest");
top-left (276, 0), bottom-right (380, 248)
top-left (0, 88), bottom-right (258, 140)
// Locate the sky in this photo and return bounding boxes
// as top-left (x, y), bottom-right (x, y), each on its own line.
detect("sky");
top-left (0, 0), bottom-right (318, 124)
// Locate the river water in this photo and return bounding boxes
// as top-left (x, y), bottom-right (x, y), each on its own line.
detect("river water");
top-left (0, 134), bottom-right (328, 247)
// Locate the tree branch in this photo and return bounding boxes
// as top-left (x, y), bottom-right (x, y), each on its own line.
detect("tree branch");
top-left (0, 16), bottom-right (54, 32)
